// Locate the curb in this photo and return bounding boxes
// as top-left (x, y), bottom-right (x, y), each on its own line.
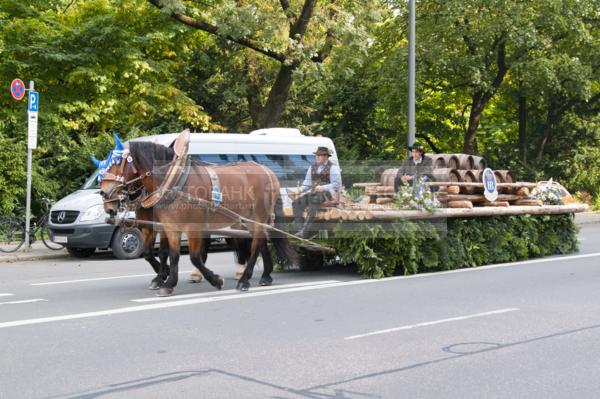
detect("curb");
top-left (0, 251), bottom-right (69, 264)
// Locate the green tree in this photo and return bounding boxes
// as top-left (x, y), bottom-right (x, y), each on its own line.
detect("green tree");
top-left (147, 0), bottom-right (382, 129)
top-left (0, 0), bottom-right (211, 212)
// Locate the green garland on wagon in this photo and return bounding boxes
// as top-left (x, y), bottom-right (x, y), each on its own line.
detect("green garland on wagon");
top-left (331, 214), bottom-right (579, 279)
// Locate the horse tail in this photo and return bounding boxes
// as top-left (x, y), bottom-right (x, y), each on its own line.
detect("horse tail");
top-left (269, 196), bottom-right (299, 268)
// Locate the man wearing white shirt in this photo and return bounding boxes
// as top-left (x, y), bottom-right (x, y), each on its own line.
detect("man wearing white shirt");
top-left (291, 146), bottom-right (342, 238)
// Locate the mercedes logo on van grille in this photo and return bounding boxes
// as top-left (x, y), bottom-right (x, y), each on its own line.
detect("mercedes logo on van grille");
top-left (57, 211), bottom-right (66, 223)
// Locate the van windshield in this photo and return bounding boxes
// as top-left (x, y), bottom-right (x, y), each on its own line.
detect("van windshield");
top-left (82, 170), bottom-right (100, 190)
top-left (192, 154), bottom-right (315, 186)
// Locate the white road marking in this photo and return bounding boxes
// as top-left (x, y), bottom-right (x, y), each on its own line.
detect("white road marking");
top-left (0, 299), bottom-right (47, 306)
top-left (0, 282), bottom-right (348, 329)
top-left (130, 280), bottom-right (341, 302)
top-left (344, 308), bottom-right (520, 340)
top-left (30, 270), bottom-right (194, 286)
top-left (0, 293), bottom-right (14, 297)
top-left (2, 251), bottom-right (598, 330)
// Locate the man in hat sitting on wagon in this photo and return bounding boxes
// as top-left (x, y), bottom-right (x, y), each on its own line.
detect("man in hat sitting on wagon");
top-left (288, 146), bottom-right (342, 238)
top-left (394, 141), bottom-right (434, 192)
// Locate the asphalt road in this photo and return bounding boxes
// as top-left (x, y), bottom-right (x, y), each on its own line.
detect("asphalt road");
top-left (1, 224), bottom-right (600, 399)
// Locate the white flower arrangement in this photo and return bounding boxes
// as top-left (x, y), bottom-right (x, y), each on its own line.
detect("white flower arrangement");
top-left (393, 176), bottom-right (440, 212)
top-left (534, 182), bottom-right (564, 205)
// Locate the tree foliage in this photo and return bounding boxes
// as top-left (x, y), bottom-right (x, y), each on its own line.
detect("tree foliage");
top-left (0, 0), bottom-right (598, 215)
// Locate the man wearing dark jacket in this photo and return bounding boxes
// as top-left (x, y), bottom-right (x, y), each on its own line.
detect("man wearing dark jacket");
top-left (394, 142), bottom-right (433, 192)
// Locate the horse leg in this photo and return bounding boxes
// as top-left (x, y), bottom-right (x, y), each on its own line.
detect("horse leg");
top-left (236, 237), bottom-right (266, 291)
top-left (140, 227), bottom-right (163, 290)
top-left (188, 237), bottom-right (224, 290)
top-left (188, 237), bottom-right (211, 283)
top-left (156, 233), bottom-right (170, 286)
top-left (158, 231), bottom-right (180, 297)
top-left (259, 242), bottom-right (273, 286)
top-left (228, 238), bottom-right (251, 280)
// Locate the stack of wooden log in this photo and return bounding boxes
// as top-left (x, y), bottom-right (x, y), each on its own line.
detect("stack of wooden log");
top-left (369, 153), bottom-right (544, 208)
top-left (359, 183), bottom-right (396, 205)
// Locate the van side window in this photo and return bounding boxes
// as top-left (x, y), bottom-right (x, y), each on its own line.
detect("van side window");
top-left (191, 154), bottom-right (314, 186)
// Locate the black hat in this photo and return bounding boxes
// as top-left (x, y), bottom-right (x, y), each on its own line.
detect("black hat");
top-left (314, 146), bottom-right (332, 156)
top-left (407, 141), bottom-right (425, 152)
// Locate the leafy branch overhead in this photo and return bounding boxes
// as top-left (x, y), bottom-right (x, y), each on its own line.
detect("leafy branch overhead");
top-left (147, 0), bottom-right (371, 128)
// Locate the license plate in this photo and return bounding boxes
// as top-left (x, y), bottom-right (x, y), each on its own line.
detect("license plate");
top-left (53, 236), bottom-right (68, 244)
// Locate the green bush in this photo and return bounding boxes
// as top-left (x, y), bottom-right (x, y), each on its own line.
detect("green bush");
top-left (332, 214), bottom-right (578, 278)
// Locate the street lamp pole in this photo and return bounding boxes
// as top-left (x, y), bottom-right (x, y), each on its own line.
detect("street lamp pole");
top-left (407, 0), bottom-right (416, 148)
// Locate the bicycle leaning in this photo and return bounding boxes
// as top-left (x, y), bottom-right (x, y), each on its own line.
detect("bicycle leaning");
top-left (0, 197), bottom-right (66, 253)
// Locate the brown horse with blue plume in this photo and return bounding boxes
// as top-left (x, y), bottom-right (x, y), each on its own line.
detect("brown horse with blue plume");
top-left (98, 132), bottom-right (298, 296)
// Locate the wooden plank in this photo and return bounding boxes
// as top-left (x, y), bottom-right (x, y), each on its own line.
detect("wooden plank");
top-left (513, 199), bottom-right (543, 206)
top-left (479, 201), bottom-right (510, 207)
top-left (448, 200), bottom-right (474, 209)
top-left (437, 194), bottom-right (523, 203)
top-left (359, 204), bottom-right (587, 220)
top-left (376, 197), bottom-right (394, 204)
top-left (427, 181), bottom-right (539, 188)
top-left (352, 182), bottom-right (380, 188)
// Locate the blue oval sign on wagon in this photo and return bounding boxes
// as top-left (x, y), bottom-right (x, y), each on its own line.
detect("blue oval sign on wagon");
top-left (483, 168), bottom-right (498, 202)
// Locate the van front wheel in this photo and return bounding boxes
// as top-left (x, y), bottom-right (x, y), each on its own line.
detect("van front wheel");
top-left (111, 227), bottom-right (144, 260)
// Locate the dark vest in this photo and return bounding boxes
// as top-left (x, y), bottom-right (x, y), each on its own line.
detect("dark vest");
top-left (310, 162), bottom-right (332, 188)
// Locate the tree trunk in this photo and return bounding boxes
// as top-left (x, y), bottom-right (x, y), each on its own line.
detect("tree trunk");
top-left (518, 93), bottom-right (527, 164)
top-left (537, 109), bottom-right (555, 162)
top-left (257, 64), bottom-right (295, 128)
top-left (463, 94), bottom-right (483, 154)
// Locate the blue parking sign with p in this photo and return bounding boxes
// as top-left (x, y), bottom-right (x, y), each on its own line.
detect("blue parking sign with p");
top-left (28, 91), bottom-right (39, 113)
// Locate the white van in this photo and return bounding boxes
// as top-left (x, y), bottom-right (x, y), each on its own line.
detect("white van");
top-left (47, 128), bottom-right (338, 259)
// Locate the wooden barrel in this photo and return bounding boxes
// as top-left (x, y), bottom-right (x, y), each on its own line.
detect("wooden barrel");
top-left (454, 154), bottom-right (475, 170)
top-left (468, 169), bottom-right (484, 193)
top-left (432, 154), bottom-right (460, 170)
top-left (471, 156), bottom-right (487, 170)
top-left (429, 154), bottom-right (448, 169)
top-left (494, 170), bottom-right (515, 193)
top-left (456, 170), bottom-right (477, 193)
top-left (470, 169), bottom-right (484, 182)
top-left (380, 168), bottom-right (399, 187)
top-left (494, 170), bottom-right (515, 183)
top-left (432, 168), bottom-right (461, 183)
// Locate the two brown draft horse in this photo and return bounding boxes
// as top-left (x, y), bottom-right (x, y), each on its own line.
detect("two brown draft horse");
top-left (99, 139), bottom-right (298, 296)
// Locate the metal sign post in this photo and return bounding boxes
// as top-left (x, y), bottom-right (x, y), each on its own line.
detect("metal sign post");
top-left (25, 81), bottom-right (39, 248)
top-left (407, 0), bottom-right (416, 149)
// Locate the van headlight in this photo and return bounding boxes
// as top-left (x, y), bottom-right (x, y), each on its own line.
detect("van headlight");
top-left (80, 204), bottom-right (106, 222)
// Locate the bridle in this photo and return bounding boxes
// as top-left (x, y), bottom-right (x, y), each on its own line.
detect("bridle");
top-left (100, 149), bottom-right (174, 208)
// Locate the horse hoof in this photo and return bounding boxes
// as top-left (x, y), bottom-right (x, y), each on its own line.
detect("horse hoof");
top-left (215, 276), bottom-right (224, 290)
top-left (259, 277), bottom-right (272, 286)
top-left (157, 287), bottom-right (174, 297)
top-left (188, 277), bottom-right (203, 284)
top-left (148, 281), bottom-right (160, 290)
top-left (236, 280), bottom-right (250, 291)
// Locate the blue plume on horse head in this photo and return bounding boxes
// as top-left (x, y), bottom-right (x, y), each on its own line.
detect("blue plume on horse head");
top-left (91, 156), bottom-right (102, 168)
top-left (113, 132), bottom-right (125, 151)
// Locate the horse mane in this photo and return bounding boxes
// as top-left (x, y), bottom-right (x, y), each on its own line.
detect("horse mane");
top-left (129, 141), bottom-right (175, 171)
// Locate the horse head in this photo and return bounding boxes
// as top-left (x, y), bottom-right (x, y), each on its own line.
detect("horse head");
top-left (95, 135), bottom-right (141, 217)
